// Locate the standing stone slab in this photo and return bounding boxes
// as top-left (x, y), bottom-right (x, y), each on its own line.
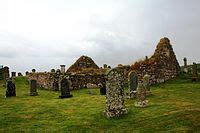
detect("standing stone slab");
top-left (98, 83), bottom-right (106, 95)
top-left (192, 62), bottom-right (198, 81)
top-left (11, 72), bottom-right (16, 78)
top-left (127, 71), bottom-right (137, 99)
top-left (6, 79), bottom-right (16, 97)
top-left (105, 67), bottom-right (128, 118)
top-left (135, 82), bottom-right (148, 107)
top-left (59, 78), bottom-right (72, 98)
top-left (143, 74), bottom-right (150, 91)
top-left (30, 80), bottom-right (38, 96)
top-left (183, 57), bottom-right (188, 73)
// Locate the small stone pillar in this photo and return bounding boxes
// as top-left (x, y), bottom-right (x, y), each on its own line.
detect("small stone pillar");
top-left (127, 71), bottom-right (137, 99)
top-left (30, 80), bottom-right (38, 96)
top-left (60, 65), bottom-right (66, 73)
top-left (183, 57), bottom-right (188, 73)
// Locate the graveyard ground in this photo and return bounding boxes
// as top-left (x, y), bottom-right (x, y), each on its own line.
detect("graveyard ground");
top-left (0, 74), bottom-right (200, 132)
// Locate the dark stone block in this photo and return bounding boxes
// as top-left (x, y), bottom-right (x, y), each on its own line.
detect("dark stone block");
top-left (59, 78), bottom-right (73, 99)
top-left (6, 79), bottom-right (16, 97)
top-left (30, 80), bottom-right (38, 96)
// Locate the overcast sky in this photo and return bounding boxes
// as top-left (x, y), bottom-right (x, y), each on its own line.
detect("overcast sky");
top-left (0, 0), bottom-right (199, 73)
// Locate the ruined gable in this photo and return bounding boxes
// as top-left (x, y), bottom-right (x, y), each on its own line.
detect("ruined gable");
top-left (67, 55), bottom-right (99, 73)
top-left (131, 37), bottom-right (180, 84)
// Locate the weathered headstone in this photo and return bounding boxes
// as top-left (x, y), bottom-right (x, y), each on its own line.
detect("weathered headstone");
top-left (104, 68), bottom-right (128, 118)
top-left (127, 71), bottom-right (137, 99)
top-left (135, 82), bottom-right (148, 107)
top-left (183, 57), bottom-right (188, 73)
top-left (51, 69), bottom-right (55, 73)
top-left (11, 72), bottom-right (16, 78)
top-left (25, 71), bottom-right (29, 76)
top-left (143, 74), bottom-right (150, 91)
top-left (192, 62), bottom-right (198, 81)
top-left (98, 83), bottom-right (106, 95)
top-left (30, 80), bottom-right (38, 96)
top-left (128, 71), bottom-right (138, 92)
top-left (32, 69), bottom-right (36, 73)
top-left (103, 64), bottom-right (107, 69)
top-left (18, 72), bottom-right (23, 77)
top-left (6, 79), bottom-right (16, 97)
top-left (60, 65), bottom-right (66, 73)
top-left (59, 78), bottom-right (72, 98)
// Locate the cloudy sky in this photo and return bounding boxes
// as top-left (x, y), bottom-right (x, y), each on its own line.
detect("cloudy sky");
top-left (0, 0), bottom-right (199, 73)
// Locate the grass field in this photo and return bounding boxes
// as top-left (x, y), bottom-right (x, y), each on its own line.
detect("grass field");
top-left (0, 74), bottom-right (200, 132)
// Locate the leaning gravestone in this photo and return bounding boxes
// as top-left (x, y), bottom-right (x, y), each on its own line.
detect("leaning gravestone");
top-left (6, 79), bottom-right (16, 97)
top-left (135, 82), bottom-right (148, 107)
top-left (104, 67), bottom-right (128, 118)
top-left (30, 80), bottom-right (38, 96)
top-left (59, 78), bottom-right (72, 98)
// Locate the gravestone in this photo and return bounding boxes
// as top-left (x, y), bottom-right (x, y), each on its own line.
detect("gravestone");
top-left (127, 71), bottom-right (137, 99)
top-left (32, 69), bottom-right (36, 73)
top-left (183, 57), bottom-right (188, 73)
top-left (135, 82), bottom-right (148, 107)
top-left (143, 74), bottom-right (150, 91)
top-left (98, 83), bottom-right (106, 95)
top-left (30, 80), bottom-right (38, 96)
top-left (128, 71), bottom-right (138, 92)
top-left (103, 64), bottom-right (107, 69)
top-left (6, 79), bottom-right (16, 97)
top-left (59, 78), bottom-right (72, 98)
top-left (192, 62), bottom-right (198, 81)
top-left (51, 69), bottom-right (55, 73)
top-left (11, 72), bottom-right (16, 78)
top-left (104, 67), bottom-right (128, 118)
top-left (18, 72), bottom-right (23, 76)
top-left (25, 71), bottom-right (29, 76)
top-left (56, 69), bottom-right (61, 75)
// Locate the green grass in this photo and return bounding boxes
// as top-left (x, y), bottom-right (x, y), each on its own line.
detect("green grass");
top-left (0, 75), bottom-right (200, 132)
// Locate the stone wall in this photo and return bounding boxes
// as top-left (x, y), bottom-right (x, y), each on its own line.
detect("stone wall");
top-left (27, 72), bottom-right (105, 91)
top-left (131, 37), bottom-right (180, 84)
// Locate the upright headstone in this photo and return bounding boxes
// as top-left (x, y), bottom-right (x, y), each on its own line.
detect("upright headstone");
top-left (103, 64), bottom-right (107, 69)
top-left (51, 69), bottom-right (55, 73)
top-left (25, 71), bottom-right (29, 76)
top-left (128, 71), bottom-right (138, 92)
top-left (30, 80), bottom-right (38, 96)
top-left (192, 62), bottom-right (198, 81)
top-left (183, 57), bottom-right (188, 73)
top-left (143, 74), bottom-right (150, 91)
top-left (32, 69), bottom-right (36, 73)
top-left (135, 82), bottom-right (148, 107)
top-left (6, 79), bottom-right (16, 97)
top-left (104, 68), bottom-right (128, 118)
top-left (59, 78), bottom-right (72, 98)
top-left (60, 65), bottom-right (66, 73)
top-left (98, 83), bottom-right (106, 95)
top-left (127, 71), bottom-right (137, 99)
top-left (3, 67), bottom-right (10, 87)
top-left (18, 72), bottom-right (23, 76)
top-left (11, 72), bottom-right (16, 78)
